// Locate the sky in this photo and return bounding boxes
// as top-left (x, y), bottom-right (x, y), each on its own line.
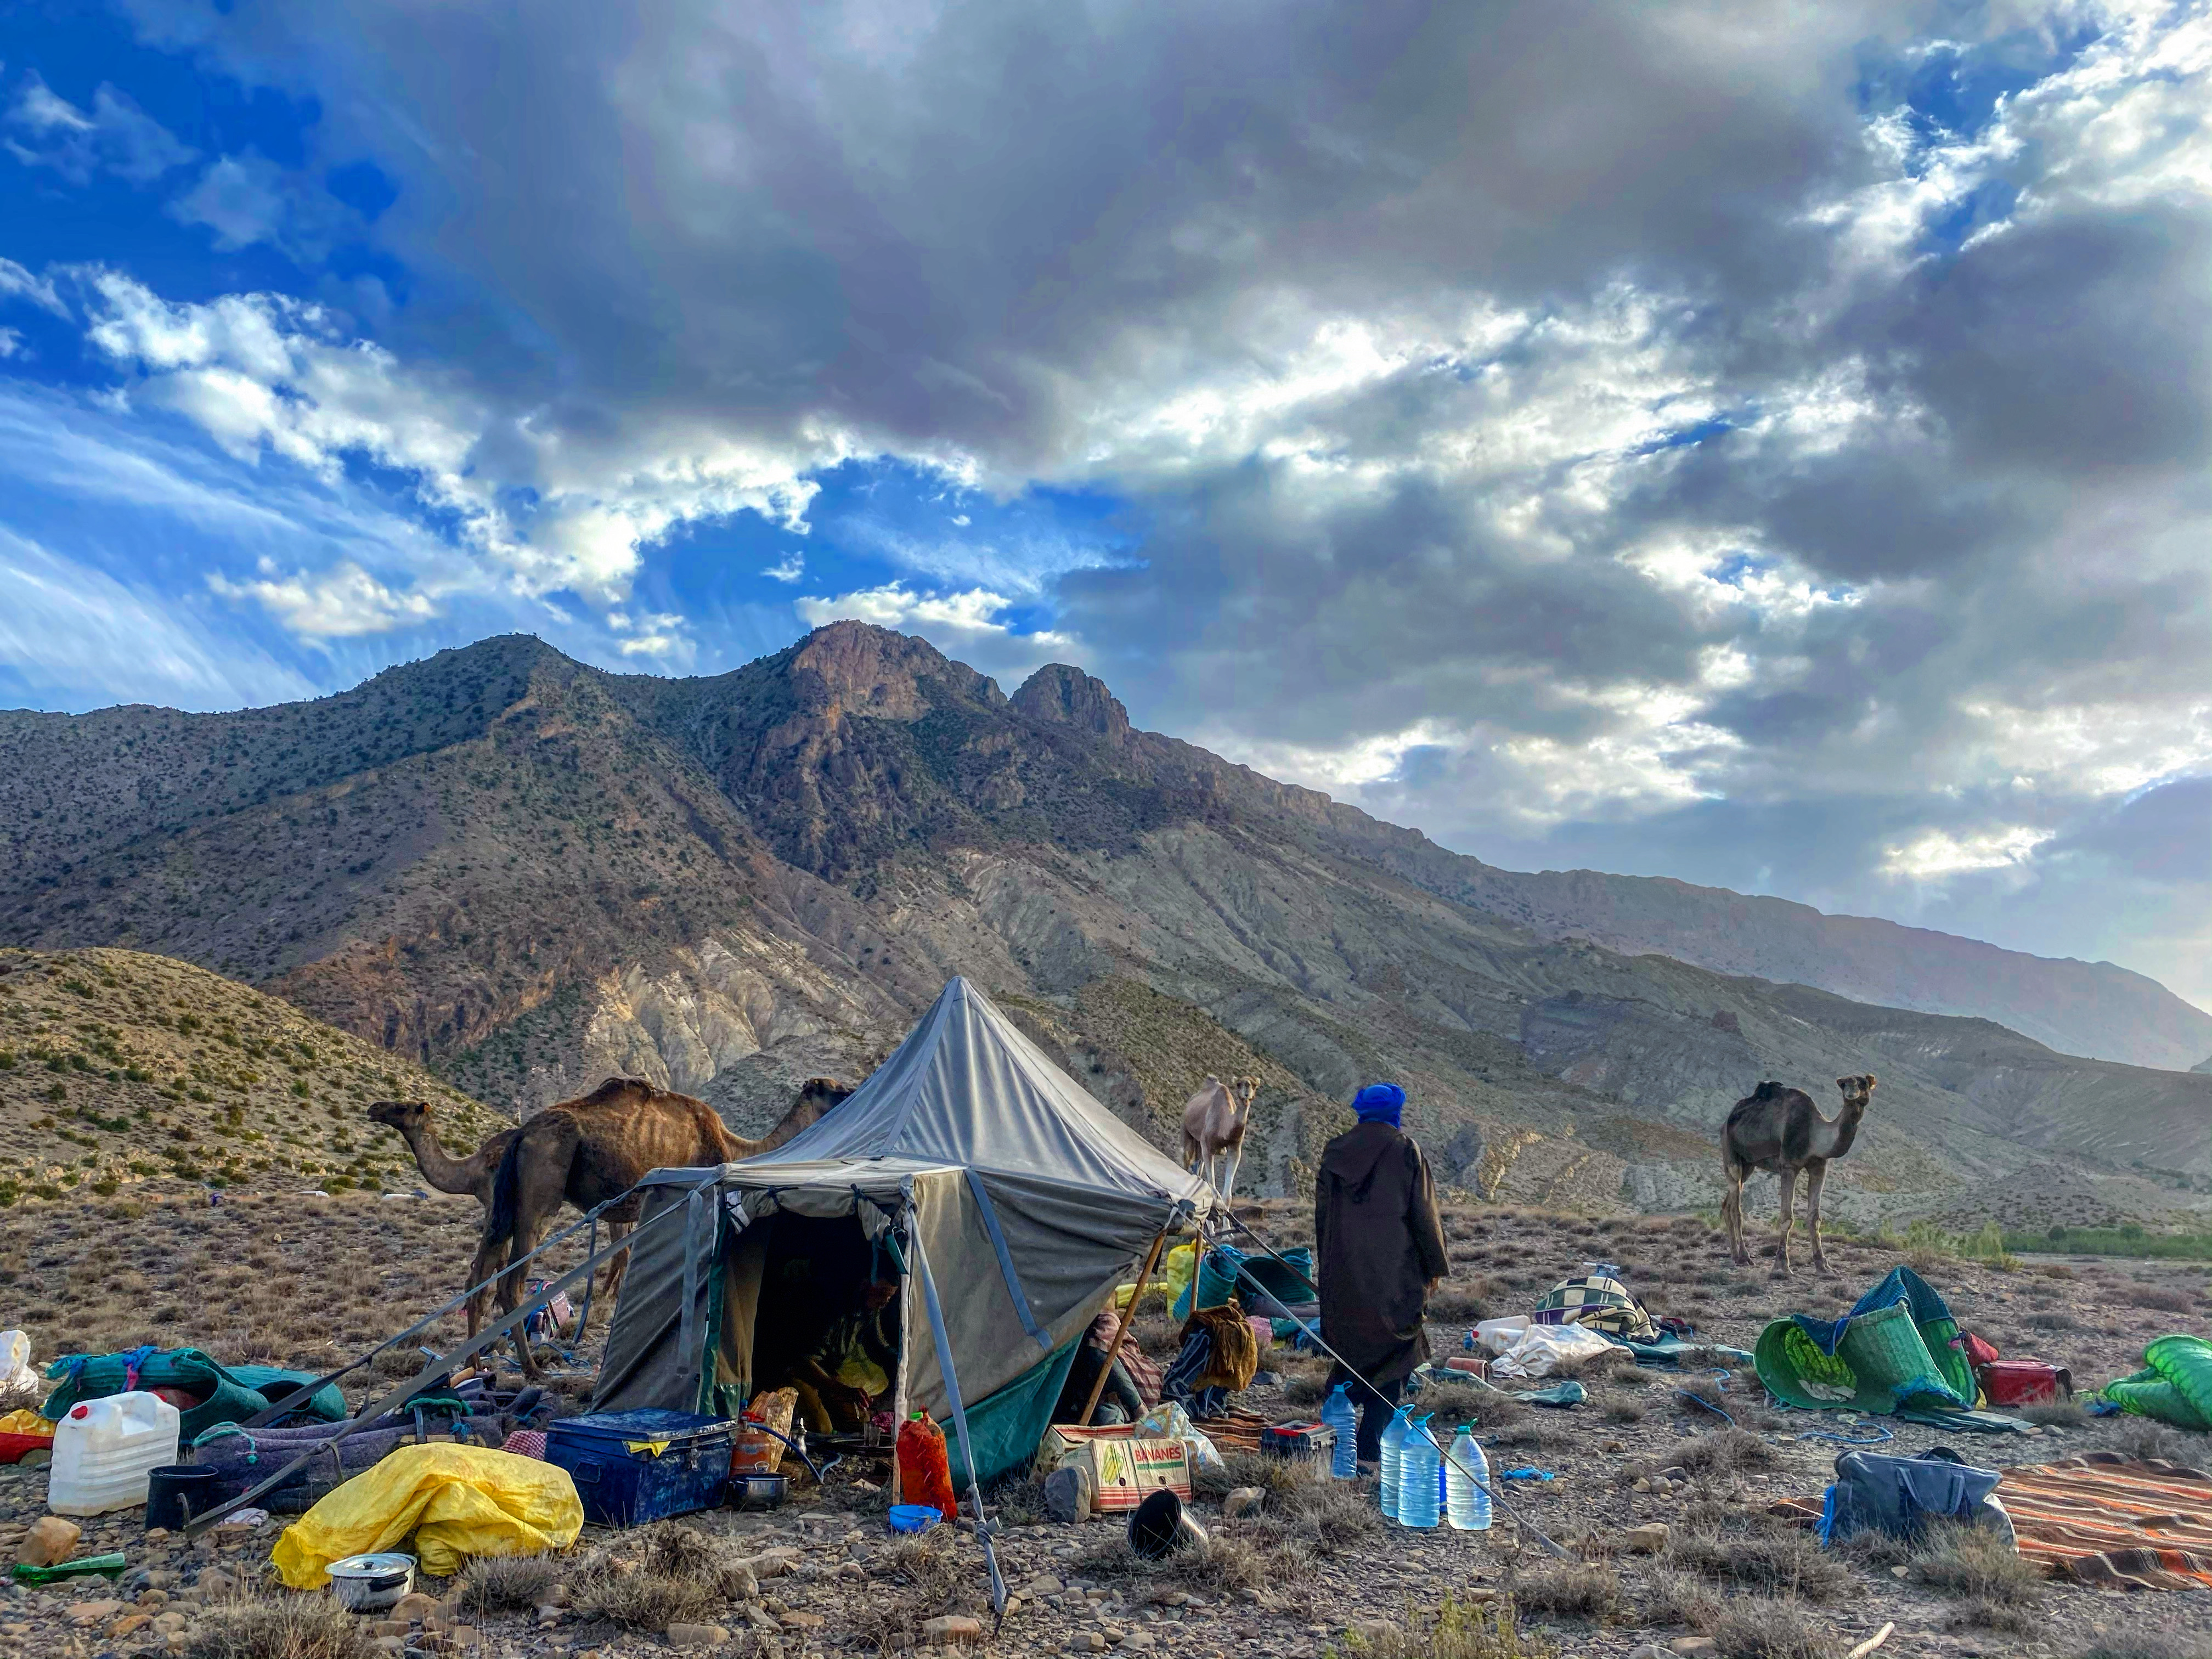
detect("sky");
top-left (0, 1), bottom-right (2205, 1012)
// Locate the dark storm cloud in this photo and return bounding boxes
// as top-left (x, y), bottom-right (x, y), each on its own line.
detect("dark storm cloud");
top-left (109, 0), bottom-right (2212, 1002)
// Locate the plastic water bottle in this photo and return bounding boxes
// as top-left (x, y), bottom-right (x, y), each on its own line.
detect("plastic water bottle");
top-left (1322, 1384), bottom-right (1358, 1480)
top-left (1446, 1425), bottom-right (1492, 1531)
top-left (1378, 1405), bottom-right (1412, 1519)
top-left (48, 1392), bottom-right (180, 1516)
top-left (1398, 1415), bottom-right (1441, 1528)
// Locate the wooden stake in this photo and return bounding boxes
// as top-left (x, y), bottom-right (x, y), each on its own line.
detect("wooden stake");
top-left (1845, 1623), bottom-right (1894, 1659)
top-left (1080, 1228), bottom-right (1170, 1426)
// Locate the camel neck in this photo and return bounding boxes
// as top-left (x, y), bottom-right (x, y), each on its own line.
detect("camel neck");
top-left (399, 1120), bottom-right (477, 1193)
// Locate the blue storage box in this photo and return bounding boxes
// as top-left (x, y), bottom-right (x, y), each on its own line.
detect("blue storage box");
top-left (544, 1408), bottom-right (732, 1527)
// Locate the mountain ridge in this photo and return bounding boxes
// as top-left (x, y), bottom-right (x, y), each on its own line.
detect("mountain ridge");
top-left (2, 625), bottom-right (2203, 1227)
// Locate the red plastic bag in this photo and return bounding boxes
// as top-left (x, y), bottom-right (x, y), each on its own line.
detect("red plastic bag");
top-left (896, 1410), bottom-right (957, 1521)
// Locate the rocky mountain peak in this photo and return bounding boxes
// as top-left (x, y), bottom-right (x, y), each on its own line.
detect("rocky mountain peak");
top-left (1012, 663), bottom-right (1132, 746)
top-left (787, 621), bottom-right (1004, 720)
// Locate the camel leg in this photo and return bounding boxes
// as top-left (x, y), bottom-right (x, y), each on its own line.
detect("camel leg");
top-left (1805, 1161), bottom-right (1832, 1275)
top-left (1218, 1141), bottom-right (1244, 1200)
top-left (575, 1219), bottom-right (633, 1346)
top-left (1774, 1169), bottom-right (1798, 1277)
top-left (1721, 1162), bottom-right (1748, 1266)
top-left (464, 1229), bottom-right (509, 1340)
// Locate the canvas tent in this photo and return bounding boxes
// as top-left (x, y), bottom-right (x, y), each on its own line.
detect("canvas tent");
top-left (590, 976), bottom-right (1221, 1491)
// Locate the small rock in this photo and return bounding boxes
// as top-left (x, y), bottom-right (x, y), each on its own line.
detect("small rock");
top-left (666, 1624), bottom-right (731, 1650)
top-left (1222, 1487), bottom-right (1266, 1519)
top-left (1027, 1575), bottom-right (1064, 1595)
top-left (1087, 1636), bottom-right (1109, 1654)
top-left (142, 1528), bottom-right (171, 1545)
top-left (1632, 1477), bottom-right (1652, 1493)
top-left (1350, 1622), bottom-right (1402, 1649)
top-left (19, 1515), bottom-right (82, 1568)
top-left (67, 1598), bottom-right (126, 1624)
top-left (1891, 1564), bottom-right (1911, 1578)
top-left (196, 1568), bottom-right (235, 1595)
top-left (108, 1613), bottom-right (153, 1639)
top-left (372, 1619), bottom-right (411, 1637)
top-left (1118, 1632), bottom-right (1156, 1651)
top-left (922, 1615), bottom-right (985, 1646)
top-left (1658, 1465), bottom-right (1690, 1483)
top-left (391, 1591), bottom-right (443, 1624)
top-left (1671, 1640), bottom-right (1718, 1658)
top-left (1629, 1646), bottom-right (1671, 1659)
top-left (152, 1612), bottom-right (190, 1634)
top-left (136, 1589), bottom-right (169, 1609)
top-left (781, 1610), bottom-right (827, 1630)
top-left (1624, 1522), bottom-right (1671, 1555)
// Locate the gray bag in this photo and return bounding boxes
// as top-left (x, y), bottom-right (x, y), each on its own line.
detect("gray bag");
top-left (1821, 1446), bottom-right (2015, 1547)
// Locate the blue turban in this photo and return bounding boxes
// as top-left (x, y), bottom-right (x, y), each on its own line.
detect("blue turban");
top-left (1352, 1082), bottom-right (1404, 1126)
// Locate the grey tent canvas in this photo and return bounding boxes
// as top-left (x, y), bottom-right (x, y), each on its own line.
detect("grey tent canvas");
top-left (590, 975), bottom-right (1220, 1489)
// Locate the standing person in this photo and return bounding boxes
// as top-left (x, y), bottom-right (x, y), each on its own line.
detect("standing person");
top-left (1314, 1081), bottom-right (1449, 1470)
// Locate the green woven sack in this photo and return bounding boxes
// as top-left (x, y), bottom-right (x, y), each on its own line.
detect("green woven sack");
top-left (1834, 1301), bottom-right (1962, 1412)
top-left (1754, 1321), bottom-right (1859, 1410)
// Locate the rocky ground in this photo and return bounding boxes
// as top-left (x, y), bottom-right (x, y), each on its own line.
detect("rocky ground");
top-left (2, 1196), bottom-right (2208, 1659)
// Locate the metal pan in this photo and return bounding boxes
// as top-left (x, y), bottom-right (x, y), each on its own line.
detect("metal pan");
top-left (728, 1473), bottom-right (788, 1511)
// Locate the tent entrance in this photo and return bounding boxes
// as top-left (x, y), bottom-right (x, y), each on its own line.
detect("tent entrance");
top-left (732, 1211), bottom-right (905, 1436)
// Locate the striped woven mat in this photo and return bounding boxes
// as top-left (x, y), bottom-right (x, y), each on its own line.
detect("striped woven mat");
top-left (1772, 1452), bottom-right (2212, 1591)
top-left (1194, 1410), bottom-right (1268, 1454)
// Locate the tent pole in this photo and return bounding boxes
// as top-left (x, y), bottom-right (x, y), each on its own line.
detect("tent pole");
top-left (1080, 1225), bottom-right (1169, 1426)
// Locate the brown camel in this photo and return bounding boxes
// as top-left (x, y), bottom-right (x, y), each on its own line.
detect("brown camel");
top-left (1181, 1075), bottom-right (1259, 1198)
top-left (478, 1075), bottom-right (854, 1374)
top-left (1720, 1074), bottom-right (1876, 1276)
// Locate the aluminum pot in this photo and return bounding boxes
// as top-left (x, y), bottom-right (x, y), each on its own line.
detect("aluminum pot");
top-left (728, 1474), bottom-right (788, 1511)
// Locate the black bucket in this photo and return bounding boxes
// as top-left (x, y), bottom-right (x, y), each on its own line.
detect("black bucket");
top-left (1127, 1488), bottom-right (1209, 1560)
top-left (146, 1465), bottom-right (219, 1532)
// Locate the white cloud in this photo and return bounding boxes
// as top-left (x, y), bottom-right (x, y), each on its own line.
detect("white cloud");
top-left (761, 550), bottom-right (805, 583)
top-left (3, 74), bottom-right (197, 185)
top-left (0, 525), bottom-right (318, 709)
top-left (169, 154), bottom-right (289, 250)
top-left (206, 557), bottom-right (437, 637)
top-left (1881, 825), bottom-right (2057, 881)
top-left (0, 257), bottom-right (66, 318)
top-left (0, 328), bottom-right (20, 360)
top-left (75, 269), bottom-right (841, 618)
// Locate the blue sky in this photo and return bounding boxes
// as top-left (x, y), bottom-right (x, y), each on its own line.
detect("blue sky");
top-left (0, 0), bottom-right (2205, 1010)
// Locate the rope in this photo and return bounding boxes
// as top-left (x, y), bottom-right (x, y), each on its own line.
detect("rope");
top-left (1204, 1210), bottom-right (1570, 1559)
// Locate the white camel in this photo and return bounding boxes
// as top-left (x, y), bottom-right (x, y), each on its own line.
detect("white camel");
top-left (1181, 1075), bottom-right (1259, 1198)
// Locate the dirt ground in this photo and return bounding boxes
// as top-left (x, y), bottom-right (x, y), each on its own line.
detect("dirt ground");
top-left (1, 1183), bottom-right (2208, 1659)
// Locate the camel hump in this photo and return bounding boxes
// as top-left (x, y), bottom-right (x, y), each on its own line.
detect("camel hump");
top-left (572, 1076), bottom-right (657, 1110)
top-left (1752, 1080), bottom-right (1786, 1101)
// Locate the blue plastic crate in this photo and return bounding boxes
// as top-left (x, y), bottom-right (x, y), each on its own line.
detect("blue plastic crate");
top-left (544, 1408), bottom-right (732, 1527)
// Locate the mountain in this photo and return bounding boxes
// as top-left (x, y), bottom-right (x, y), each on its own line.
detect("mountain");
top-left (2, 625), bottom-right (2204, 1228)
top-left (0, 945), bottom-right (505, 1201)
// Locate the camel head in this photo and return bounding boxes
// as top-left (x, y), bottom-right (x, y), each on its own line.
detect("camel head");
top-left (366, 1099), bottom-right (428, 1135)
top-left (1237, 1076), bottom-right (1259, 1110)
top-left (1835, 1074), bottom-right (1877, 1114)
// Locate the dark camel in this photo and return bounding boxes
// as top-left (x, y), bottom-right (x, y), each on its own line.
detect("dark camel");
top-left (367, 1099), bottom-right (517, 1210)
top-left (1720, 1074), bottom-right (1876, 1276)
top-left (479, 1075), bottom-right (853, 1373)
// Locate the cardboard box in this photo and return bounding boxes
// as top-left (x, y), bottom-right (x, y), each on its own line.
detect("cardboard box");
top-left (1034, 1423), bottom-right (1190, 1514)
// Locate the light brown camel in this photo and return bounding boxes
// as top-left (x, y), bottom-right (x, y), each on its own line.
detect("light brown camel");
top-left (479, 1075), bottom-right (854, 1374)
top-left (1720, 1074), bottom-right (1876, 1276)
top-left (1181, 1075), bottom-right (1259, 1198)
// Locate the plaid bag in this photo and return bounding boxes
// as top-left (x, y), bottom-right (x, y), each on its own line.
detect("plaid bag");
top-left (1533, 1269), bottom-right (1658, 1341)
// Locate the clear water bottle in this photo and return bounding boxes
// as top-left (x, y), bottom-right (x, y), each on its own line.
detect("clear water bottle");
top-left (1398, 1414), bottom-right (1441, 1528)
top-left (1322, 1384), bottom-right (1358, 1480)
top-left (1446, 1425), bottom-right (1492, 1531)
top-left (1378, 1405), bottom-right (1412, 1520)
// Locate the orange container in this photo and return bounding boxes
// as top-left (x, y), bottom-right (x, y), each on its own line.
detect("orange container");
top-left (896, 1410), bottom-right (958, 1521)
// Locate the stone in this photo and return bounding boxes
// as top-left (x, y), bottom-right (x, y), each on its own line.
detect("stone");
top-left (197, 1568), bottom-right (236, 1594)
top-left (1026, 1575), bottom-right (1064, 1596)
top-left (18, 1516), bottom-right (81, 1567)
top-left (1632, 1477), bottom-right (1652, 1493)
top-left (68, 1599), bottom-right (127, 1624)
top-left (667, 1624), bottom-right (731, 1650)
top-left (109, 1613), bottom-right (153, 1639)
top-left (136, 1589), bottom-right (170, 1609)
top-left (1671, 1641), bottom-right (1718, 1658)
top-left (153, 1612), bottom-right (190, 1634)
top-left (142, 1528), bottom-right (171, 1545)
top-left (1118, 1632), bottom-right (1156, 1651)
top-left (922, 1615), bottom-right (985, 1646)
top-left (782, 1610), bottom-right (828, 1630)
top-left (1087, 1636), bottom-right (1108, 1654)
top-left (1625, 1522), bottom-right (1671, 1555)
top-left (373, 1620), bottom-right (411, 1637)
top-left (392, 1592), bottom-right (443, 1624)
top-left (1891, 1565), bottom-right (1911, 1578)
top-left (1629, 1647), bottom-right (1671, 1659)
top-left (1222, 1487), bottom-right (1266, 1519)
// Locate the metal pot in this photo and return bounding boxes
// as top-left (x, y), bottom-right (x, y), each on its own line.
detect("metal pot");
top-left (325, 1552), bottom-right (416, 1612)
top-left (728, 1474), bottom-right (788, 1511)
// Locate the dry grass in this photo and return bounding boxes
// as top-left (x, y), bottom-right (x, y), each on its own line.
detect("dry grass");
top-left (1664, 1516), bottom-right (1849, 1600)
top-left (455, 1551), bottom-right (568, 1615)
top-left (2073, 1626), bottom-right (2212, 1658)
top-left (1075, 1530), bottom-right (1274, 1597)
top-left (1910, 1519), bottom-right (2046, 1606)
top-left (1601, 1400), bottom-right (1646, 1425)
top-left (1673, 1427), bottom-right (1778, 1476)
top-left (1638, 1568), bottom-right (1722, 1632)
top-left (565, 1521), bottom-right (753, 1629)
top-left (847, 1534), bottom-right (971, 1652)
top-left (2118, 1420), bottom-right (2211, 1469)
top-left (1426, 1282), bottom-right (1496, 1323)
top-left (1506, 1561), bottom-right (1618, 1621)
top-left (185, 1588), bottom-right (381, 1659)
top-left (1709, 1595), bottom-right (1842, 1659)
top-left (1337, 1595), bottom-right (1558, 1659)
top-left (2020, 1398), bottom-right (2089, 1427)
top-left (1544, 1346), bottom-right (1624, 1382)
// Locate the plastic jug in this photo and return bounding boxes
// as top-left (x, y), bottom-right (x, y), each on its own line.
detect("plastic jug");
top-left (1378, 1406), bottom-right (1412, 1520)
top-left (1321, 1384), bottom-right (1358, 1480)
top-left (1397, 1415), bottom-right (1440, 1528)
top-left (895, 1410), bottom-right (958, 1521)
top-left (48, 1391), bottom-right (180, 1515)
top-left (1446, 1426), bottom-right (1491, 1531)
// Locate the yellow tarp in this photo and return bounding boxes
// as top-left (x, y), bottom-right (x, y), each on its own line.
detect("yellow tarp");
top-left (0, 1409), bottom-right (57, 1436)
top-left (1113, 1241), bottom-right (1197, 1312)
top-left (270, 1443), bottom-right (582, 1588)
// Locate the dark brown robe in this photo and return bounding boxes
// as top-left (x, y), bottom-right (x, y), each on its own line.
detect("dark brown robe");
top-left (1313, 1121), bottom-right (1450, 1387)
